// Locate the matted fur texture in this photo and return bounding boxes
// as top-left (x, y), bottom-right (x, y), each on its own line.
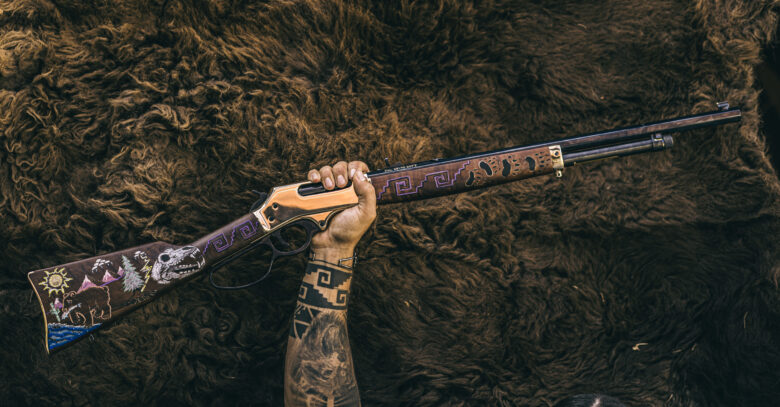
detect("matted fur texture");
top-left (1, 0), bottom-right (778, 405)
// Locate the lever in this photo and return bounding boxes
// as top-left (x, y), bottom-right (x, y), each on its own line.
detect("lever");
top-left (209, 219), bottom-right (321, 290)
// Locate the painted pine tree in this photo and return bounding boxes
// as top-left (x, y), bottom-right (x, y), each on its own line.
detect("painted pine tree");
top-left (121, 255), bottom-right (144, 292)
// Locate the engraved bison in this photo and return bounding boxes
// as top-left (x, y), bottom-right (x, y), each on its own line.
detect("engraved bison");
top-left (62, 286), bottom-right (112, 327)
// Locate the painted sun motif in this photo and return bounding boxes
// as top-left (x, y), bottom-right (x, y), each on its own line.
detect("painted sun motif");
top-left (39, 267), bottom-right (72, 296)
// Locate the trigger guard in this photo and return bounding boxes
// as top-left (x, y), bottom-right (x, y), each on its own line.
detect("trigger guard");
top-left (271, 230), bottom-right (291, 251)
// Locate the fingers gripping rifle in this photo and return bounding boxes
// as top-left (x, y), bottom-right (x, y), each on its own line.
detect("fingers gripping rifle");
top-left (28, 103), bottom-right (741, 352)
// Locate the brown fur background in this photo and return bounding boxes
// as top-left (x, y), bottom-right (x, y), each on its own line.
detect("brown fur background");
top-left (1, 0), bottom-right (779, 405)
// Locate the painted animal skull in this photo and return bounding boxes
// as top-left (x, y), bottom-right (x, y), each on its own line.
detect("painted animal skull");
top-left (151, 246), bottom-right (205, 284)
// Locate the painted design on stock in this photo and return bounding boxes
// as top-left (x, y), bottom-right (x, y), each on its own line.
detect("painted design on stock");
top-left (121, 255), bottom-right (144, 292)
top-left (150, 246), bottom-right (205, 284)
top-left (47, 323), bottom-right (101, 350)
top-left (62, 284), bottom-right (113, 326)
top-left (49, 299), bottom-right (63, 322)
top-left (466, 157), bottom-right (500, 187)
top-left (87, 258), bottom-right (126, 288)
top-left (44, 257), bottom-right (125, 327)
top-left (376, 160), bottom-right (470, 200)
top-left (34, 248), bottom-right (187, 351)
top-left (531, 150), bottom-right (550, 170)
top-left (38, 267), bottom-right (72, 296)
top-left (134, 251), bottom-right (153, 291)
top-left (44, 251), bottom-right (150, 324)
top-left (204, 219), bottom-right (260, 254)
top-left (465, 152), bottom-right (551, 187)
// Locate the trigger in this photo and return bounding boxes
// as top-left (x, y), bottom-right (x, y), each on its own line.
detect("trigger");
top-left (272, 230), bottom-right (291, 251)
top-left (250, 190), bottom-right (268, 211)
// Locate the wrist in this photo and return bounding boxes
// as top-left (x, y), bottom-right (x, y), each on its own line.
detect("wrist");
top-left (309, 246), bottom-right (356, 265)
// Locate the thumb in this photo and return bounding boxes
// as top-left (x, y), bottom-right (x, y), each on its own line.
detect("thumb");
top-left (352, 170), bottom-right (376, 219)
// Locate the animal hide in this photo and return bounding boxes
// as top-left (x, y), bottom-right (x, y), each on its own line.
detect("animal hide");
top-left (1, 0), bottom-right (778, 405)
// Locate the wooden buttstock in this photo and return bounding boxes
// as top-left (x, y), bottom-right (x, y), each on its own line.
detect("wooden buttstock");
top-left (27, 241), bottom-right (205, 353)
top-left (27, 182), bottom-right (360, 353)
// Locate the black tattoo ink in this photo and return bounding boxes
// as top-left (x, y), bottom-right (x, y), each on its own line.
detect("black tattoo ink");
top-left (291, 303), bottom-right (320, 339)
top-left (286, 261), bottom-right (361, 406)
top-left (287, 312), bottom-right (361, 406)
top-left (290, 263), bottom-right (352, 338)
top-left (298, 263), bottom-right (352, 310)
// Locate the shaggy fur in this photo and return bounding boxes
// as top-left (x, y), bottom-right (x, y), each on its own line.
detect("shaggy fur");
top-left (1, 0), bottom-right (779, 405)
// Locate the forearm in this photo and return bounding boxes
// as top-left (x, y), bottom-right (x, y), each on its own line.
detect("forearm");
top-left (285, 249), bottom-right (361, 407)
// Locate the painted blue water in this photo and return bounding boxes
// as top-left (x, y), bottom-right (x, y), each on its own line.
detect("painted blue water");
top-left (48, 323), bottom-right (101, 350)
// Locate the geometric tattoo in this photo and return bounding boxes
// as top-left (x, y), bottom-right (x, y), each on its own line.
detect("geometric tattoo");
top-left (299, 263), bottom-right (352, 309)
top-left (290, 262), bottom-right (352, 339)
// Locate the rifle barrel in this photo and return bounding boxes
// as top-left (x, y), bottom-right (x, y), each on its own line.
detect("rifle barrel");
top-left (555, 108), bottom-right (740, 153)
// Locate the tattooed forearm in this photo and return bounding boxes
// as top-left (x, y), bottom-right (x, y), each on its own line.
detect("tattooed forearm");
top-left (285, 260), bottom-right (361, 407)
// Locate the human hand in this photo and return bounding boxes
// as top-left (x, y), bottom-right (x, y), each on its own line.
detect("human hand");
top-left (307, 161), bottom-right (376, 263)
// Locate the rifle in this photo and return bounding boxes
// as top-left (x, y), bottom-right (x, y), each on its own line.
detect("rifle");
top-left (28, 103), bottom-right (741, 353)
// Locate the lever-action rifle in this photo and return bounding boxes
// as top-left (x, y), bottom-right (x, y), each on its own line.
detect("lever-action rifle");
top-left (28, 103), bottom-right (741, 353)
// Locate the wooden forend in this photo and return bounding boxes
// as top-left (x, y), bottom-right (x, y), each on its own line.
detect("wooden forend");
top-left (371, 145), bottom-right (556, 204)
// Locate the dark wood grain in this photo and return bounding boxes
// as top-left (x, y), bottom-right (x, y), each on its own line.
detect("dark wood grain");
top-left (29, 213), bottom-right (274, 353)
top-left (28, 241), bottom-right (200, 352)
top-left (191, 213), bottom-right (267, 268)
